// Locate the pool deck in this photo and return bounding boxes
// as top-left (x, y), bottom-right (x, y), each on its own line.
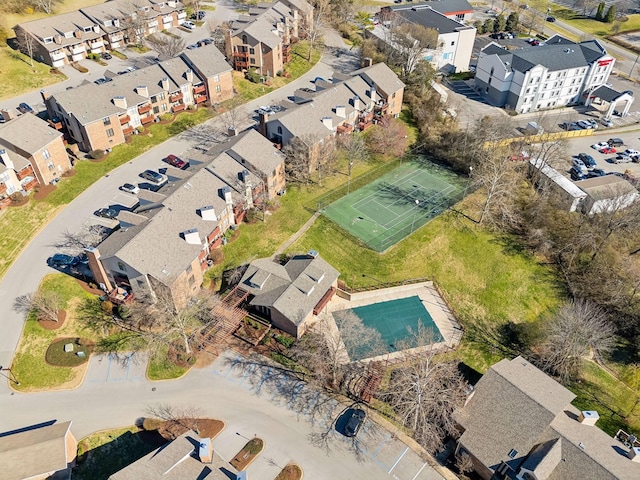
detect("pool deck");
top-left (325, 281), bottom-right (463, 363)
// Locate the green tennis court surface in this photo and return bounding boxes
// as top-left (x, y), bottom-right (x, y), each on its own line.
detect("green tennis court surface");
top-left (334, 296), bottom-right (443, 361)
top-left (322, 158), bottom-right (465, 252)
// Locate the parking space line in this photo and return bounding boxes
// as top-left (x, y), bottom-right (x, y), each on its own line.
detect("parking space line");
top-left (371, 431), bottom-right (391, 458)
top-left (256, 367), bottom-right (273, 392)
top-left (388, 447), bottom-right (409, 474)
top-left (287, 383), bottom-right (305, 408)
top-left (411, 462), bottom-right (429, 480)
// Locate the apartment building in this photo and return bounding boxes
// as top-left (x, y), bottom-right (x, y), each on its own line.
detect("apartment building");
top-left (0, 114), bottom-right (72, 198)
top-left (475, 35), bottom-right (615, 113)
top-left (374, 4), bottom-right (476, 73)
top-left (44, 44), bottom-right (233, 152)
top-left (14, 0), bottom-right (187, 66)
top-left (259, 62), bottom-right (405, 172)
top-left (226, 0), bottom-right (313, 75)
top-left (85, 129), bottom-right (286, 309)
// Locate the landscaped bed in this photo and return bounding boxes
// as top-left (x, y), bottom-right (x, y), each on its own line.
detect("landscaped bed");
top-left (275, 463), bottom-right (303, 480)
top-left (45, 337), bottom-right (93, 366)
top-left (234, 317), bottom-right (271, 345)
top-left (230, 437), bottom-right (264, 470)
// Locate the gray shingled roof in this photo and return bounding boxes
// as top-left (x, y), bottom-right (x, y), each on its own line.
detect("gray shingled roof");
top-left (387, 0), bottom-right (473, 15)
top-left (226, 129), bottom-right (285, 177)
top-left (351, 62), bottom-right (406, 97)
top-left (109, 431), bottom-right (236, 480)
top-left (181, 44), bottom-right (233, 79)
top-left (0, 146), bottom-right (30, 173)
top-left (280, 0), bottom-right (313, 15)
top-left (239, 254), bottom-right (339, 326)
top-left (577, 174), bottom-right (638, 199)
top-left (1, 421), bottom-right (72, 480)
top-left (0, 113), bottom-right (63, 154)
top-left (481, 36), bottom-right (609, 73)
top-left (17, 10), bottom-right (102, 52)
top-left (590, 85), bottom-right (627, 103)
top-left (384, 5), bottom-right (467, 34)
top-left (520, 438), bottom-right (562, 480)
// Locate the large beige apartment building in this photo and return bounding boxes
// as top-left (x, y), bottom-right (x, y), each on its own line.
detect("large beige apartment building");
top-left (44, 44), bottom-right (233, 152)
top-left (15, 0), bottom-right (188, 67)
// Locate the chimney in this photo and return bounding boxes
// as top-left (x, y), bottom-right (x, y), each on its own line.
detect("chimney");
top-left (54, 34), bottom-right (63, 44)
top-left (0, 149), bottom-right (14, 170)
top-left (40, 89), bottom-right (51, 102)
top-left (351, 96), bottom-right (361, 111)
top-left (186, 69), bottom-right (194, 82)
top-left (74, 30), bottom-right (83, 39)
top-left (321, 116), bottom-right (333, 130)
top-left (227, 126), bottom-right (238, 137)
top-left (629, 446), bottom-right (640, 462)
top-left (1, 110), bottom-right (15, 122)
top-left (113, 18), bottom-right (120, 27)
top-left (198, 438), bottom-right (213, 464)
top-left (200, 205), bottom-right (217, 221)
top-left (369, 87), bottom-right (377, 103)
top-left (113, 96), bottom-right (128, 109)
top-left (135, 85), bottom-right (149, 97)
top-left (220, 186), bottom-right (233, 205)
top-left (335, 105), bottom-right (346, 118)
top-left (363, 57), bottom-right (373, 67)
top-left (161, 77), bottom-right (169, 91)
top-left (240, 169), bottom-right (250, 184)
top-left (84, 247), bottom-right (113, 292)
top-left (578, 411), bottom-right (599, 426)
top-left (93, 25), bottom-right (100, 33)
top-left (258, 112), bottom-right (270, 136)
top-left (182, 228), bottom-right (201, 245)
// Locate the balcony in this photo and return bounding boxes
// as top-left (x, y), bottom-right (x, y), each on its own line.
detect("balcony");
top-left (50, 50), bottom-right (66, 61)
top-left (22, 177), bottom-right (39, 191)
top-left (90, 40), bottom-right (104, 49)
top-left (210, 237), bottom-right (222, 249)
top-left (337, 124), bottom-right (354, 136)
top-left (48, 118), bottom-right (63, 130)
top-left (71, 45), bottom-right (86, 55)
top-left (122, 126), bottom-right (134, 135)
top-left (233, 51), bottom-right (249, 59)
top-left (140, 115), bottom-right (155, 125)
top-left (169, 92), bottom-right (183, 103)
top-left (234, 60), bottom-right (248, 69)
top-left (283, 44), bottom-right (291, 62)
top-left (172, 103), bottom-right (186, 113)
top-left (16, 166), bottom-right (35, 181)
top-left (138, 104), bottom-right (152, 114)
top-left (109, 33), bottom-right (124, 42)
top-left (374, 102), bottom-right (389, 116)
top-left (163, 16), bottom-right (173, 24)
top-left (108, 287), bottom-right (134, 305)
top-left (178, 11), bottom-right (187, 19)
top-left (148, 20), bottom-right (158, 28)
top-left (193, 84), bottom-right (206, 94)
top-left (119, 115), bottom-right (131, 125)
top-left (359, 111), bottom-right (374, 122)
top-left (195, 95), bottom-right (207, 104)
top-left (0, 183), bottom-right (6, 195)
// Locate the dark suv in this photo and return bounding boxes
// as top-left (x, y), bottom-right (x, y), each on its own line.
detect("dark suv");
top-left (344, 409), bottom-right (366, 437)
top-left (608, 138), bottom-right (624, 147)
top-left (577, 153), bottom-right (596, 169)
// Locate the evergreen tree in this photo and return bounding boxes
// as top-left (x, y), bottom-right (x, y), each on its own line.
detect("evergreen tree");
top-left (474, 20), bottom-right (484, 34)
top-left (483, 18), bottom-right (495, 34)
top-left (495, 13), bottom-right (507, 33)
top-left (595, 2), bottom-right (605, 21)
top-left (605, 5), bottom-right (616, 23)
top-left (506, 12), bottom-right (519, 32)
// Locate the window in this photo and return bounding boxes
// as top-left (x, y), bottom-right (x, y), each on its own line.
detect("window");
top-left (153, 106), bottom-right (160, 114)
top-left (188, 275), bottom-right (195, 286)
top-left (47, 161), bottom-right (54, 171)
top-left (161, 103), bottom-right (167, 112)
top-left (277, 126), bottom-right (282, 134)
top-left (103, 117), bottom-right (112, 126)
top-left (490, 67), bottom-right (494, 76)
top-left (242, 34), bottom-right (248, 44)
top-left (106, 128), bottom-right (115, 137)
top-left (117, 262), bottom-right (127, 272)
top-left (186, 264), bottom-right (193, 274)
top-left (249, 47), bottom-right (255, 54)
top-left (443, 52), bottom-right (453, 60)
top-left (250, 58), bottom-right (255, 64)
top-left (215, 85), bottom-right (221, 93)
top-left (42, 149), bottom-right (51, 160)
top-left (43, 37), bottom-right (53, 44)
top-left (508, 449), bottom-right (518, 459)
top-left (450, 41), bottom-right (455, 46)
top-left (213, 75), bottom-right (219, 82)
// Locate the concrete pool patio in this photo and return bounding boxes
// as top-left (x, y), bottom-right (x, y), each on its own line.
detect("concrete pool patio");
top-left (324, 281), bottom-right (464, 363)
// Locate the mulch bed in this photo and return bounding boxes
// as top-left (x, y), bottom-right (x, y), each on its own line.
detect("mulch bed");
top-left (33, 184), bottom-right (57, 201)
top-left (62, 169), bottom-right (77, 178)
top-left (275, 464), bottom-right (303, 480)
top-left (75, 278), bottom-right (104, 296)
top-left (9, 195), bottom-right (29, 207)
top-left (38, 310), bottom-right (66, 330)
top-left (157, 418), bottom-right (225, 441)
top-left (230, 438), bottom-right (264, 471)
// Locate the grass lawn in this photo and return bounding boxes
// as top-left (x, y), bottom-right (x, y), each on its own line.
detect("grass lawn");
top-left (11, 274), bottom-right (98, 391)
top-left (147, 347), bottom-right (190, 381)
top-left (0, 48), bottom-right (67, 101)
top-left (74, 426), bottom-right (158, 480)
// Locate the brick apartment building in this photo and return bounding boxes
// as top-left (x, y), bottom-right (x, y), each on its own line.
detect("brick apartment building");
top-left (15, 0), bottom-right (187, 67)
top-left (44, 44), bottom-right (233, 152)
top-left (0, 114), bottom-right (72, 198)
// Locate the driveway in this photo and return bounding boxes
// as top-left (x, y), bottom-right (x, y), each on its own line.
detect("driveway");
top-left (0, 351), bottom-right (445, 480)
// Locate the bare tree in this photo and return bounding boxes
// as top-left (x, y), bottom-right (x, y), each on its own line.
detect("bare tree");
top-left (208, 20), bottom-right (230, 56)
top-left (145, 34), bottom-right (185, 58)
top-left (337, 133), bottom-right (369, 164)
top-left (366, 116), bottom-right (409, 158)
top-left (292, 311), bottom-right (386, 390)
top-left (384, 336), bottom-right (468, 453)
top-left (15, 28), bottom-right (36, 67)
top-left (145, 402), bottom-right (204, 437)
top-left (219, 97), bottom-right (247, 131)
top-left (302, 0), bottom-right (329, 60)
top-left (315, 140), bottom-right (337, 186)
top-left (283, 136), bottom-right (314, 184)
top-left (13, 291), bottom-right (63, 322)
top-left (455, 451), bottom-right (475, 475)
top-left (51, 225), bottom-right (109, 255)
top-left (537, 299), bottom-right (615, 383)
top-left (521, 7), bottom-right (545, 36)
top-left (223, 264), bottom-right (249, 287)
top-left (32, 0), bottom-right (58, 14)
top-left (180, 124), bottom-right (226, 148)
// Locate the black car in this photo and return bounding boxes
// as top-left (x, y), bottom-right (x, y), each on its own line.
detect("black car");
top-left (577, 153), bottom-right (597, 169)
top-left (48, 253), bottom-right (80, 267)
top-left (608, 137), bottom-right (624, 147)
top-left (100, 52), bottom-right (112, 60)
top-left (17, 102), bottom-right (34, 114)
top-left (546, 16), bottom-right (556, 22)
top-left (190, 10), bottom-right (206, 20)
top-left (588, 168), bottom-right (606, 178)
top-left (94, 207), bottom-right (118, 219)
top-left (570, 167), bottom-right (586, 181)
top-left (344, 409), bottom-right (366, 437)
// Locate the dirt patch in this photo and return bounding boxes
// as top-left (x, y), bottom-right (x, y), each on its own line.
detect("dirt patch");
top-left (76, 278), bottom-right (104, 296)
top-left (38, 309), bottom-right (66, 330)
top-left (194, 350), bottom-right (218, 369)
top-left (33, 184), bottom-right (57, 201)
top-left (9, 195), bottom-right (29, 207)
top-left (62, 169), bottom-right (77, 178)
top-left (275, 464), bottom-right (303, 480)
top-left (157, 418), bottom-right (225, 441)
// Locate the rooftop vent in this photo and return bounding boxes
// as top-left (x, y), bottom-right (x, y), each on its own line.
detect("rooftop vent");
top-left (578, 411), bottom-right (599, 426)
top-left (308, 249), bottom-right (319, 258)
top-left (629, 446), bottom-right (640, 462)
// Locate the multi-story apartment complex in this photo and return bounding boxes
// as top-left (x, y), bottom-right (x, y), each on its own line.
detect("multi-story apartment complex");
top-left (43, 44), bottom-right (233, 152)
top-left (0, 114), bottom-right (72, 198)
top-left (475, 35), bottom-right (615, 114)
top-left (375, 4), bottom-right (476, 73)
top-left (14, 0), bottom-right (187, 67)
top-left (259, 62), bottom-right (405, 172)
top-left (226, 0), bottom-right (313, 75)
top-left (86, 129), bottom-right (286, 309)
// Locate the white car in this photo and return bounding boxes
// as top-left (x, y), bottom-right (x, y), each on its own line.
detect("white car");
top-left (624, 149), bottom-right (640, 156)
top-left (591, 141), bottom-right (609, 150)
top-left (183, 21), bottom-right (195, 29)
top-left (613, 154), bottom-right (633, 164)
top-left (120, 183), bottom-right (140, 194)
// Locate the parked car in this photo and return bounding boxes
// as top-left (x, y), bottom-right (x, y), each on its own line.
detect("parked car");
top-left (601, 118), bottom-right (613, 127)
top-left (100, 52), bottom-right (112, 60)
top-left (546, 16), bottom-right (556, 22)
top-left (198, 38), bottom-right (213, 46)
top-left (48, 253), bottom-right (80, 267)
top-left (94, 207), bottom-right (118, 219)
top-left (562, 121), bottom-right (581, 131)
top-left (612, 154), bottom-right (632, 164)
top-left (344, 409), bottom-right (366, 437)
top-left (572, 158), bottom-right (588, 175)
top-left (570, 167), bottom-right (586, 181)
top-left (577, 120), bottom-right (593, 129)
top-left (190, 10), bottom-right (206, 20)
top-left (186, 43), bottom-right (199, 50)
top-left (182, 20), bottom-right (196, 29)
top-left (94, 77), bottom-right (110, 85)
top-left (17, 103), bottom-right (34, 114)
top-left (591, 141), bottom-right (609, 150)
top-left (140, 169), bottom-right (168, 185)
top-left (577, 153), bottom-right (596, 169)
top-left (608, 137), bottom-right (624, 147)
top-left (624, 148), bottom-right (640, 156)
top-left (164, 154), bottom-right (189, 169)
top-left (120, 183), bottom-right (140, 194)
top-left (599, 146), bottom-right (616, 154)
top-left (587, 119), bottom-right (598, 129)
top-left (587, 168), bottom-right (607, 178)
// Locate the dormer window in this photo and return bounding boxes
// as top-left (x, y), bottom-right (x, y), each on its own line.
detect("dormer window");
top-left (43, 37), bottom-right (53, 44)
top-left (84, 26), bottom-right (92, 32)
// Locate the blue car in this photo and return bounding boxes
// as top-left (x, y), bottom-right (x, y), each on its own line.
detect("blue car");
top-left (48, 254), bottom-right (80, 267)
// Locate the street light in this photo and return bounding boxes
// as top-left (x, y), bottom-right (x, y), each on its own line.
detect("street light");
top-left (0, 366), bottom-right (20, 385)
top-left (347, 161), bottom-right (354, 194)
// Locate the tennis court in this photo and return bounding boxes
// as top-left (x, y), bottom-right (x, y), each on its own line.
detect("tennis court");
top-left (322, 158), bottom-right (466, 252)
top-left (333, 296), bottom-right (443, 361)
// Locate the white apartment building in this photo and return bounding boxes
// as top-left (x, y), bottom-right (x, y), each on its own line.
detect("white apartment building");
top-left (475, 35), bottom-right (615, 113)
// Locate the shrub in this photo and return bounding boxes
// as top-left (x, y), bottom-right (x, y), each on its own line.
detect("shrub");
top-left (245, 207), bottom-right (261, 223)
top-left (142, 417), bottom-right (164, 431)
top-left (101, 300), bottom-right (114, 314)
top-left (89, 149), bottom-right (105, 159)
top-left (275, 334), bottom-right (294, 348)
top-left (245, 68), bottom-right (262, 83)
top-left (159, 113), bottom-right (173, 121)
top-left (87, 53), bottom-right (99, 60)
top-left (245, 438), bottom-right (263, 454)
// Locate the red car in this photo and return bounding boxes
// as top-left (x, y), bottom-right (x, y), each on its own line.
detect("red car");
top-left (599, 146), bottom-right (616, 154)
top-left (164, 154), bottom-right (188, 169)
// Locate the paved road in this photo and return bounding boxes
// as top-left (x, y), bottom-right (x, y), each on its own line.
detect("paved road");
top-left (0, 350), bottom-right (445, 480)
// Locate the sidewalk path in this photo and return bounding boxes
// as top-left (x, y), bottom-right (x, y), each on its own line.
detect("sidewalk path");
top-left (273, 211), bottom-right (321, 257)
